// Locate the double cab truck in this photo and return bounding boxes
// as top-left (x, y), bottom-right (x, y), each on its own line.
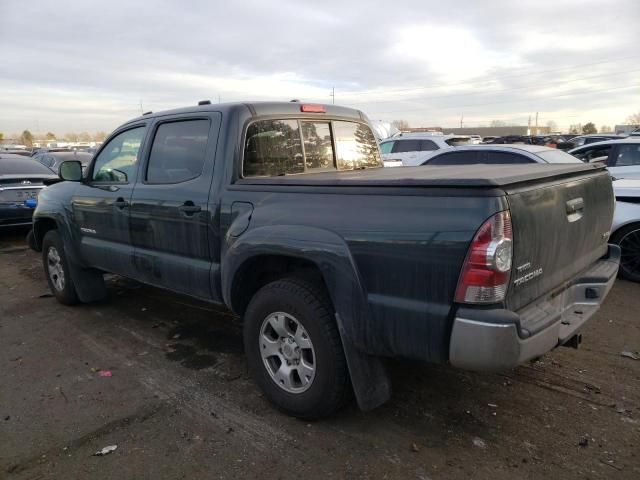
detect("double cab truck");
top-left (29, 101), bottom-right (620, 418)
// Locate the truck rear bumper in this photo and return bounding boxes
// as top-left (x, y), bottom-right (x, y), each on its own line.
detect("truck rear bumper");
top-left (449, 244), bottom-right (620, 372)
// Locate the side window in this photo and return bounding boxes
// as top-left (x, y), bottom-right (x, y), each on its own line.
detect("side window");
top-left (573, 145), bottom-right (611, 163)
top-left (146, 119), bottom-right (210, 184)
top-left (301, 121), bottom-right (334, 171)
top-left (333, 121), bottom-right (381, 170)
top-left (427, 151), bottom-right (478, 165)
top-left (379, 141), bottom-right (394, 154)
top-left (243, 120), bottom-right (303, 177)
top-left (485, 151), bottom-right (533, 164)
top-left (392, 139), bottom-right (420, 153)
top-left (613, 144), bottom-right (640, 167)
top-left (419, 140), bottom-right (438, 151)
top-left (92, 127), bottom-right (146, 183)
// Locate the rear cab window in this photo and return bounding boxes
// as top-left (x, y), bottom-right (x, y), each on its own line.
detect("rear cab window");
top-left (242, 119), bottom-right (381, 177)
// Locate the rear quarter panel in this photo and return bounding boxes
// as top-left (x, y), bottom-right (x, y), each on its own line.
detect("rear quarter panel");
top-left (222, 186), bottom-right (507, 361)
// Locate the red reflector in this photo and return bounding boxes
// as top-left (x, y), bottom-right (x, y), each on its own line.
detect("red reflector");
top-left (300, 104), bottom-right (326, 113)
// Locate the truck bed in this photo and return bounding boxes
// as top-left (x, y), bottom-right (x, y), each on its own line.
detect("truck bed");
top-left (236, 163), bottom-right (605, 188)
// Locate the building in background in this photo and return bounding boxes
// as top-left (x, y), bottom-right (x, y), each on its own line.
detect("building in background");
top-left (615, 124), bottom-right (640, 135)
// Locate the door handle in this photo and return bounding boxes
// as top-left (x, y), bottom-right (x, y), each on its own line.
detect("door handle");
top-left (113, 198), bottom-right (129, 209)
top-left (179, 202), bottom-right (201, 216)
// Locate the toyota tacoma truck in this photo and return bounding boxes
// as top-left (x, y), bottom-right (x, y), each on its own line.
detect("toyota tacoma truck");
top-left (29, 101), bottom-right (620, 418)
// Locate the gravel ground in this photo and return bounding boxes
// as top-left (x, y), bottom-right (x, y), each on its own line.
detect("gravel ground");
top-left (1, 228), bottom-right (639, 479)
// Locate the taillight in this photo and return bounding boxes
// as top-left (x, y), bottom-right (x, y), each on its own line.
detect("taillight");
top-left (455, 210), bottom-right (512, 304)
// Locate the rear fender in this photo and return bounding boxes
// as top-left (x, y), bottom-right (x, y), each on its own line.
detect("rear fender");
top-left (222, 225), bottom-right (391, 411)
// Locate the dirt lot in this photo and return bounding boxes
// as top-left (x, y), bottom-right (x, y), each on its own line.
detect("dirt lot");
top-left (1, 229), bottom-right (639, 479)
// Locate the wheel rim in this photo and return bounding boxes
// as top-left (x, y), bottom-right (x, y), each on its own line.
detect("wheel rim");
top-left (47, 246), bottom-right (65, 291)
top-left (259, 312), bottom-right (316, 393)
top-left (619, 228), bottom-right (640, 277)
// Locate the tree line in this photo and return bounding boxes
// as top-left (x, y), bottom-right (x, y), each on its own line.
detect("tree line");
top-left (0, 130), bottom-right (109, 147)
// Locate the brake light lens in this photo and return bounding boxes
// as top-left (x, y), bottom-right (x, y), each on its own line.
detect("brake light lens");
top-left (300, 104), bottom-right (326, 113)
top-left (455, 210), bottom-right (513, 304)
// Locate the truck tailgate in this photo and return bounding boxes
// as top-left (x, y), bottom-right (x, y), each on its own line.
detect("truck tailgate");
top-left (505, 169), bottom-right (614, 311)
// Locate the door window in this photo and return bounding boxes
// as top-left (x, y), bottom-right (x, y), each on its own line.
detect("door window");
top-left (391, 139), bottom-right (420, 153)
top-left (146, 120), bottom-right (210, 183)
top-left (419, 140), bottom-right (438, 151)
top-left (612, 144), bottom-right (640, 167)
top-left (92, 127), bottom-right (146, 183)
top-left (572, 145), bottom-right (611, 163)
top-left (427, 151), bottom-right (479, 165)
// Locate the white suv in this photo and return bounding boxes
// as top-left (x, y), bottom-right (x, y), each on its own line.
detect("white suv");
top-left (569, 139), bottom-right (640, 180)
top-left (379, 133), bottom-right (471, 167)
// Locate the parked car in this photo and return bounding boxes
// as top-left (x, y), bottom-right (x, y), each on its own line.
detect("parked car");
top-left (419, 145), bottom-right (583, 165)
top-left (31, 148), bottom-right (73, 156)
top-left (566, 134), bottom-right (627, 149)
top-left (0, 153), bottom-right (57, 227)
top-left (2, 149), bottom-right (32, 157)
top-left (33, 151), bottom-right (93, 173)
top-left (379, 133), bottom-right (471, 166)
top-left (29, 101), bottom-right (619, 418)
top-left (610, 179), bottom-right (640, 282)
top-left (569, 139), bottom-right (640, 179)
top-left (468, 135), bottom-right (482, 144)
top-left (481, 136), bottom-right (498, 143)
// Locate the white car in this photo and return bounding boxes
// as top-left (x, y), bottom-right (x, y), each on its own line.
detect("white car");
top-left (379, 133), bottom-right (471, 167)
top-left (611, 179), bottom-right (640, 282)
top-left (569, 138), bottom-right (640, 179)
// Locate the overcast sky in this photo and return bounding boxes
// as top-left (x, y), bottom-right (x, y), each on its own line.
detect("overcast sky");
top-left (1, 0), bottom-right (639, 135)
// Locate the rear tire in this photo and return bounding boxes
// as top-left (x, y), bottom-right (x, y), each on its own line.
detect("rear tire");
top-left (42, 230), bottom-right (79, 305)
top-left (611, 223), bottom-right (640, 283)
top-left (243, 277), bottom-right (350, 419)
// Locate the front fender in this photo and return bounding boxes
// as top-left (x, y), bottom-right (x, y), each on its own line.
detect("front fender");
top-left (221, 225), bottom-right (369, 349)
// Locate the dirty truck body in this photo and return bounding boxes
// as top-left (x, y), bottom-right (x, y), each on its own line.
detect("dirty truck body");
top-left (30, 102), bottom-right (620, 417)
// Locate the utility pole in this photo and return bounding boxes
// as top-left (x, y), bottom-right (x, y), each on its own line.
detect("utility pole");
top-left (460, 113), bottom-right (464, 129)
top-left (139, 100), bottom-right (144, 115)
top-left (330, 87), bottom-right (335, 104)
top-left (528, 115), bottom-right (531, 135)
top-left (534, 112), bottom-right (539, 136)
top-left (218, 94), bottom-right (221, 104)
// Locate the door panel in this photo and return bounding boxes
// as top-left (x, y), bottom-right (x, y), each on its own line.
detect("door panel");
top-left (72, 125), bottom-right (147, 277)
top-left (130, 114), bottom-right (221, 300)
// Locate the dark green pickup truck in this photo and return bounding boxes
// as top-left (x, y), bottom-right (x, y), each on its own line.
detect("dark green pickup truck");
top-left (29, 101), bottom-right (620, 418)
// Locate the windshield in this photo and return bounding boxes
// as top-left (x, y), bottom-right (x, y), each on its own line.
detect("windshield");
top-left (537, 149), bottom-right (583, 164)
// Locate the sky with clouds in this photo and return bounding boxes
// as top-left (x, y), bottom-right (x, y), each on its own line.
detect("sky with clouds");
top-left (1, 0), bottom-right (639, 135)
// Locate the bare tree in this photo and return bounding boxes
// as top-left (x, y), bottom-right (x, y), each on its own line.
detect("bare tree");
top-left (0, 132), bottom-right (3, 142)
top-left (625, 112), bottom-right (640, 124)
top-left (599, 125), bottom-right (612, 133)
top-left (20, 130), bottom-right (34, 147)
top-left (78, 132), bottom-right (92, 142)
top-left (93, 131), bottom-right (108, 142)
top-left (391, 119), bottom-right (410, 130)
top-left (545, 120), bottom-right (558, 133)
top-left (569, 124), bottom-right (582, 134)
top-left (64, 132), bottom-right (79, 142)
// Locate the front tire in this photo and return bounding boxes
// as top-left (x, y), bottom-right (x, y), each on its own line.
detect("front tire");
top-left (243, 277), bottom-right (350, 419)
top-left (42, 230), bottom-right (79, 305)
top-left (612, 223), bottom-right (640, 283)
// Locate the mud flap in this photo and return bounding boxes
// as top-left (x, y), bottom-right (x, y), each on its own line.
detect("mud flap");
top-left (67, 259), bottom-right (107, 303)
top-left (335, 314), bottom-right (391, 411)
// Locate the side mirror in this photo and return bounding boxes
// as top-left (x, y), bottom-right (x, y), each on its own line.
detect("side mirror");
top-left (59, 160), bottom-right (83, 181)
